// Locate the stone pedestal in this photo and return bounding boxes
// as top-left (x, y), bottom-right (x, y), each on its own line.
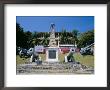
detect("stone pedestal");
top-left (46, 47), bottom-right (59, 62)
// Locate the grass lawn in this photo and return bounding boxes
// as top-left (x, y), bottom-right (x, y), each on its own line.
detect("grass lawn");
top-left (74, 53), bottom-right (94, 67)
top-left (39, 54), bottom-right (46, 61)
top-left (16, 55), bottom-right (29, 64)
top-left (16, 52), bottom-right (94, 67)
top-left (58, 52), bottom-right (94, 67)
top-left (16, 54), bottom-right (46, 64)
top-left (58, 53), bottom-right (68, 62)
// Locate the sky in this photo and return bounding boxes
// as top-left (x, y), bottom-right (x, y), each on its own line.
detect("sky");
top-left (16, 16), bottom-right (94, 32)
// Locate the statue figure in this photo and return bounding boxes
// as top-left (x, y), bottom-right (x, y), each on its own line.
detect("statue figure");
top-left (51, 23), bottom-right (55, 30)
top-left (30, 46), bottom-right (42, 64)
top-left (64, 48), bottom-right (76, 62)
top-left (49, 23), bottom-right (57, 47)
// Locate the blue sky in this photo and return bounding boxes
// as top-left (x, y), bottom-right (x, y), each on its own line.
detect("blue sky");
top-left (16, 16), bottom-right (94, 32)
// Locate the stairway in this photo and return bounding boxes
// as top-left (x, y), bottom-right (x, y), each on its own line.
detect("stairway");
top-left (16, 62), bottom-right (94, 74)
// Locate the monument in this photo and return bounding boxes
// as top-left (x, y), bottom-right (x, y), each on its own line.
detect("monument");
top-left (46, 23), bottom-right (59, 62)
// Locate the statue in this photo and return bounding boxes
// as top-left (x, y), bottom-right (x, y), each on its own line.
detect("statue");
top-left (51, 23), bottom-right (55, 29)
top-left (49, 23), bottom-right (57, 47)
top-left (64, 48), bottom-right (76, 62)
top-left (30, 46), bottom-right (42, 64)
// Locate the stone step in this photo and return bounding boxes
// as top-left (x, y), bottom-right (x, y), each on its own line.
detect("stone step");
top-left (16, 62), bottom-right (94, 74)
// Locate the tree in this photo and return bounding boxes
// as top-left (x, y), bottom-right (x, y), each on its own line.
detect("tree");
top-left (16, 23), bottom-right (27, 48)
top-left (16, 23), bottom-right (34, 49)
top-left (24, 31), bottom-right (32, 48)
top-left (41, 32), bottom-right (49, 46)
top-left (77, 30), bottom-right (94, 48)
top-left (71, 30), bottom-right (79, 45)
top-left (60, 29), bottom-right (70, 44)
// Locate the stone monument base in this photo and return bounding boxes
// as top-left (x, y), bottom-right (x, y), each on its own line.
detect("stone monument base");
top-left (46, 47), bottom-right (59, 62)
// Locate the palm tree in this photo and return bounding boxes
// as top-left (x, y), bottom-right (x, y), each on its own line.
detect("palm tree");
top-left (31, 32), bottom-right (41, 46)
top-left (72, 30), bottom-right (79, 45)
top-left (42, 38), bottom-right (49, 46)
top-left (41, 32), bottom-right (49, 46)
top-left (60, 29), bottom-right (72, 44)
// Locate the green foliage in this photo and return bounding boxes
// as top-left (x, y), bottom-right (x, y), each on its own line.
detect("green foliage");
top-left (60, 29), bottom-right (71, 44)
top-left (74, 53), bottom-right (94, 67)
top-left (71, 29), bottom-right (79, 45)
top-left (16, 23), bottom-right (94, 49)
top-left (77, 30), bottom-right (94, 48)
top-left (16, 23), bottom-right (28, 48)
